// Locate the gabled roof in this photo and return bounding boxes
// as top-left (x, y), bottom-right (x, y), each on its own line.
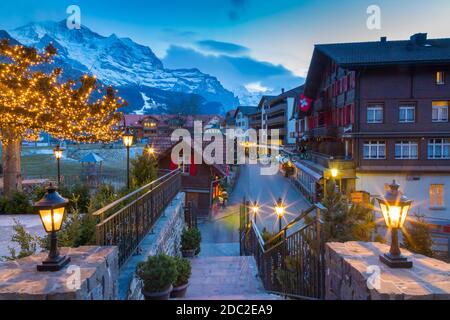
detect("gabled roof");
top-left (315, 35), bottom-right (450, 68)
top-left (269, 85), bottom-right (304, 107)
top-left (257, 96), bottom-right (277, 109)
top-left (304, 33), bottom-right (450, 98)
top-left (80, 152), bottom-right (104, 164)
top-left (234, 106), bottom-right (258, 118)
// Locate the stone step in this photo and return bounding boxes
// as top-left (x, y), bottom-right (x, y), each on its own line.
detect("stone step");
top-left (181, 255), bottom-right (282, 300)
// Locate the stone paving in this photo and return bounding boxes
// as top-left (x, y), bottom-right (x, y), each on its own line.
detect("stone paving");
top-left (180, 164), bottom-right (308, 300)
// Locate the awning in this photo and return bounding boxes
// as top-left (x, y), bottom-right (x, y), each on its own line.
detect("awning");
top-left (293, 161), bottom-right (323, 181)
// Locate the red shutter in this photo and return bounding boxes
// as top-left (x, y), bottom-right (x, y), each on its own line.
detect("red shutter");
top-left (169, 158), bottom-right (177, 171)
top-left (343, 106), bottom-right (348, 126)
top-left (189, 151), bottom-right (197, 176)
top-left (351, 103), bottom-right (355, 124)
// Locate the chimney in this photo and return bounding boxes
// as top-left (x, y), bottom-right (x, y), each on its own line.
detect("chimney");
top-left (281, 88), bottom-right (285, 94)
top-left (380, 36), bottom-right (387, 43)
top-left (410, 33), bottom-right (428, 46)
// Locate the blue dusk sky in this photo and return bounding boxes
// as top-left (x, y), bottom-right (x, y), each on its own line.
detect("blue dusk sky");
top-left (2, 0), bottom-right (450, 91)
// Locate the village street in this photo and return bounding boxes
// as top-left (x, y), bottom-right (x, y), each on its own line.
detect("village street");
top-left (198, 163), bottom-right (312, 257)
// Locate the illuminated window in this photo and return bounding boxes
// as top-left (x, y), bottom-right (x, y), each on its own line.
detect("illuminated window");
top-left (432, 101), bottom-right (449, 122)
top-left (436, 71), bottom-right (445, 85)
top-left (430, 184), bottom-right (444, 208)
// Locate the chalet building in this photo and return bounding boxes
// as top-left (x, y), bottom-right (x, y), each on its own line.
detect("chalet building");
top-left (123, 114), bottom-right (223, 141)
top-left (250, 87), bottom-right (304, 147)
top-left (234, 106), bottom-right (258, 133)
top-left (153, 137), bottom-right (228, 216)
top-left (225, 109), bottom-right (237, 130)
top-left (294, 33), bottom-right (450, 225)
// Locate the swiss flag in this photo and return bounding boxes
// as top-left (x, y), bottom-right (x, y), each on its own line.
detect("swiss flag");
top-left (299, 94), bottom-right (312, 113)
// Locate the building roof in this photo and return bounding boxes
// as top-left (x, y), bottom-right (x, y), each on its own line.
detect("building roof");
top-left (304, 33), bottom-right (450, 97)
top-left (234, 106), bottom-right (258, 118)
top-left (80, 152), bottom-right (104, 164)
top-left (315, 34), bottom-right (450, 68)
top-left (269, 85), bottom-right (305, 107)
top-left (257, 96), bottom-right (277, 109)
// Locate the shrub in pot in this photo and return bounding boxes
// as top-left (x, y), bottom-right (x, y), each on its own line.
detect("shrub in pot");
top-left (136, 254), bottom-right (177, 300)
top-left (181, 228), bottom-right (201, 258)
top-left (170, 257), bottom-right (192, 298)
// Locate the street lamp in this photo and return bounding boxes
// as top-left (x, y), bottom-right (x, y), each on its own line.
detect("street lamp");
top-left (146, 145), bottom-right (155, 157)
top-left (34, 184), bottom-right (70, 272)
top-left (377, 181), bottom-right (413, 268)
top-left (53, 145), bottom-right (64, 185)
top-left (275, 197), bottom-right (285, 232)
top-left (122, 127), bottom-right (134, 189)
top-left (331, 168), bottom-right (338, 178)
top-left (251, 202), bottom-right (260, 224)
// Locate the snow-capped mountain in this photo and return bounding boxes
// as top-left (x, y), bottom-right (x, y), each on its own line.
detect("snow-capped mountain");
top-left (7, 21), bottom-right (239, 114)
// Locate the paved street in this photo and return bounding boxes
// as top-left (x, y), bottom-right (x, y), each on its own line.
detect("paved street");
top-left (199, 163), bottom-right (312, 254)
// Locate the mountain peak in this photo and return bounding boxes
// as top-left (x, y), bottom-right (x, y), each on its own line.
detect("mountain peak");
top-left (6, 20), bottom-right (239, 113)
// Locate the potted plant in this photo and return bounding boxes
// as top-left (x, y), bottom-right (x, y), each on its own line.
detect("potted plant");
top-left (136, 254), bottom-right (177, 300)
top-left (170, 257), bottom-right (192, 298)
top-left (181, 228), bottom-right (201, 258)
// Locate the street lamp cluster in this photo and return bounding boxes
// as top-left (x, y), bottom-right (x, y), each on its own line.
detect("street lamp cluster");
top-left (249, 198), bottom-right (286, 233)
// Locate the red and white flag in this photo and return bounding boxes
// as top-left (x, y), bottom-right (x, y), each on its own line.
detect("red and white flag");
top-left (299, 94), bottom-right (312, 112)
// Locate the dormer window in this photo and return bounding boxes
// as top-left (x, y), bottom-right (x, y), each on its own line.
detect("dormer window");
top-left (436, 71), bottom-right (445, 85)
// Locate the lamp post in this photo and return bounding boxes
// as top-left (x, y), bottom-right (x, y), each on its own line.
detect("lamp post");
top-left (34, 184), bottom-right (70, 272)
top-left (53, 145), bottom-right (63, 185)
top-left (146, 145), bottom-right (155, 157)
top-left (377, 181), bottom-right (413, 268)
top-left (122, 128), bottom-right (134, 189)
top-left (251, 201), bottom-right (260, 225)
top-left (275, 197), bottom-right (285, 233)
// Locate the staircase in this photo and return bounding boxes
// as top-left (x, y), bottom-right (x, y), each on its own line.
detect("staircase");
top-left (179, 216), bottom-right (282, 300)
top-left (183, 251), bottom-right (281, 300)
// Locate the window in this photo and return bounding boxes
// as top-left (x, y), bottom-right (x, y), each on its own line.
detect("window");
top-left (367, 105), bottom-right (383, 123)
top-left (395, 141), bottom-right (418, 159)
top-left (430, 184), bottom-right (444, 208)
top-left (428, 139), bottom-right (450, 159)
top-left (432, 101), bottom-right (449, 122)
top-left (436, 71), bottom-right (445, 85)
top-left (363, 141), bottom-right (386, 159)
top-left (399, 105), bottom-right (416, 123)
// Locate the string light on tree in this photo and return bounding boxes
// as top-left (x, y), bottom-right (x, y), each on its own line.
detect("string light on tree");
top-left (0, 39), bottom-right (126, 195)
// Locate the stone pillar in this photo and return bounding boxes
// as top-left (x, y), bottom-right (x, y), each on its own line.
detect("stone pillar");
top-left (325, 241), bottom-right (450, 300)
top-left (0, 246), bottom-right (118, 300)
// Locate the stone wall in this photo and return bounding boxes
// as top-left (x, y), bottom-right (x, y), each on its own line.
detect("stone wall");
top-left (0, 246), bottom-right (118, 300)
top-left (325, 241), bottom-right (450, 300)
top-left (120, 192), bottom-right (186, 300)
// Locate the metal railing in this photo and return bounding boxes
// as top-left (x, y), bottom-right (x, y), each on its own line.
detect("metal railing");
top-left (95, 170), bottom-right (182, 267)
top-left (240, 200), bottom-right (326, 299)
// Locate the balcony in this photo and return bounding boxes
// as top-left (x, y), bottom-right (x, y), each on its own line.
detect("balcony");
top-left (310, 151), bottom-right (356, 171)
top-left (312, 125), bottom-right (338, 138)
top-left (267, 115), bottom-right (285, 127)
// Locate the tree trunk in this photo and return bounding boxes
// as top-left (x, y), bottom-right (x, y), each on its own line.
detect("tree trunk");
top-left (2, 138), bottom-right (22, 196)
